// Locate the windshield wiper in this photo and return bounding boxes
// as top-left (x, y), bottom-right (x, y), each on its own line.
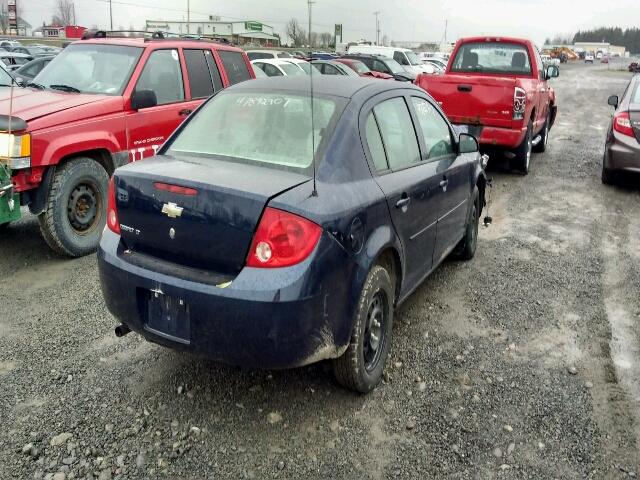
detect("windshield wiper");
top-left (26, 81), bottom-right (45, 90)
top-left (49, 84), bottom-right (81, 93)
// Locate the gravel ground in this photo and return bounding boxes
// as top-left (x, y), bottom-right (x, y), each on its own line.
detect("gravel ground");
top-left (1, 62), bottom-right (640, 480)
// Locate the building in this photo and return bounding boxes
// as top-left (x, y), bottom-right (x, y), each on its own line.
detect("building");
top-left (145, 20), bottom-right (279, 46)
top-left (0, 15), bottom-right (31, 36)
top-left (573, 42), bottom-right (626, 57)
top-left (41, 25), bottom-right (86, 39)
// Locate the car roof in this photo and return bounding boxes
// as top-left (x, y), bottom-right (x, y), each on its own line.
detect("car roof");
top-left (0, 52), bottom-right (31, 58)
top-left (227, 75), bottom-right (422, 99)
top-left (76, 37), bottom-right (243, 53)
top-left (344, 53), bottom-right (394, 62)
top-left (246, 49), bottom-right (286, 54)
top-left (250, 58), bottom-right (296, 67)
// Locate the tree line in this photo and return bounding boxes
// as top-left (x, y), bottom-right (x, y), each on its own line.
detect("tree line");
top-left (285, 18), bottom-right (334, 48)
top-left (572, 27), bottom-right (640, 53)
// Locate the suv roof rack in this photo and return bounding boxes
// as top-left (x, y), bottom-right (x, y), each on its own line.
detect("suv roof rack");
top-left (81, 29), bottom-right (233, 45)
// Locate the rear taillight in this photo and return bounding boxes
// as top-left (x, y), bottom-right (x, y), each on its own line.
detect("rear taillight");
top-left (106, 177), bottom-right (120, 234)
top-left (513, 87), bottom-right (526, 120)
top-left (246, 207), bottom-right (322, 268)
top-left (613, 112), bottom-right (635, 137)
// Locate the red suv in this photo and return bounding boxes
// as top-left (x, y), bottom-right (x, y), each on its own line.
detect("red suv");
top-left (0, 31), bottom-right (254, 256)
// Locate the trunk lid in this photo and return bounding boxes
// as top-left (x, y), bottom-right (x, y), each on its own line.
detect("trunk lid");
top-left (114, 155), bottom-right (310, 276)
top-left (416, 73), bottom-right (516, 128)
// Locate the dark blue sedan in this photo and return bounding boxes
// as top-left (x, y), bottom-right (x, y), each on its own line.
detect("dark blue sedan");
top-left (98, 77), bottom-right (487, 393)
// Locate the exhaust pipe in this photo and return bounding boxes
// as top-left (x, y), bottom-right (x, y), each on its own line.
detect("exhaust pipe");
top-left (115, 324), bottom-right (131, 337)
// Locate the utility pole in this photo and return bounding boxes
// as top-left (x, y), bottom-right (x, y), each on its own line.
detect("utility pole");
top-left (187, 0), bottom-right (190, 34)
top-left (109, 0), bottom-right (113, 30)
top-left (308, 0), bottom-right (315, 48)
top-left (373, 11), bottom-right (380, 45)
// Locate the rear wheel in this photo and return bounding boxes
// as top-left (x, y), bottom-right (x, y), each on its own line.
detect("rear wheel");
top-left (511, 121), bottom-right (533, 175)
top-left (601, 164), bottom-right (615, 185)
top-left (333, 265), bottom-right (394, 394)
top-left (454, 186), bottom-right (480, 260)
top-left (38, 158), bottom-right (109, 257)
top-left (533, 113), bottom-right (550, 153)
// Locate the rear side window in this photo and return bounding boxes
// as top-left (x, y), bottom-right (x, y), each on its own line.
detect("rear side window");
top-left (204, 50), bottom-right (223, 91)
top-left (393, 51), bottom-right (408, 66)
top-left (219, 51), bottom-right (251, 85)
top-left (451, 42), bottom-right (532, 75)
top-left (136, 49), bottom-right (184, 105)
top-left (411, 97), bottom-right (454, 159)
top-left (365, 113), bottom-right (389, 171)
top-left (373, 97), bottom-right (420, 170)
top-left (322, 64), bottom-right (342, 75)
top-left (184, 49), bottom-right (215, 99)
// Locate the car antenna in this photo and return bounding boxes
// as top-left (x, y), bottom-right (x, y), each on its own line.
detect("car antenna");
top-left (308, 0), bottom-right (318, 197)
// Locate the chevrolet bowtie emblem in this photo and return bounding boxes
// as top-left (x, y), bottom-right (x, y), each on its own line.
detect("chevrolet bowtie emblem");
top-left (161, 202), bottom-right (183, 218)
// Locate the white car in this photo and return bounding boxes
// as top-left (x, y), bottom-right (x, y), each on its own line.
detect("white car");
top-left (246, 49), bottom-right (292, 61)
top-left (347, 45), bottom-right (435, 75)
top-left (250, 58), bottom-right (307, 77)
top-left (281, 58), bottom-right (321, 75)
top-left (424, 57), bottom-right (447, 71)
top-left (585, 53), bottom-right (594, 63)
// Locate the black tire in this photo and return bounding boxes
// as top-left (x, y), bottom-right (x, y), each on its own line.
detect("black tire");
top-left (333, 265), bottom-right (394, 394)
top-left (0, 222), bottom-right (9, 232)
top-left (37, 157), bottom-right (109, 257)
top-left (533, 112), bottom-right (550, 153)
top-left (601, 165), bottom-right (615, 185)
top-left (454, 186), bottom-right (480, 260)
top-left (510, 121), bottom-right (533, 175)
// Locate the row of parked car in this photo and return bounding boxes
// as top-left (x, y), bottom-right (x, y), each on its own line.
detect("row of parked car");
top-left (0, 39), bottom-right (62, 85)
top-left (10, 32), bottom-right (636, 394)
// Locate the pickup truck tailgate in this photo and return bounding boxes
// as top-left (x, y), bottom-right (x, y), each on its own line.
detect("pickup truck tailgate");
top-left (417, 74), bottom-right (516, 128)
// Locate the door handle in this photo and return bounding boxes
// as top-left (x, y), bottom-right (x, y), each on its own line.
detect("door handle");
top-left (439, 179), bottom-right (449, 191)
top-left (395, 195), bottom-right (411, 209)
top-left (457, 84), bottom-right (472, 92)
top-left (179, 108), bottom-right (192, 116)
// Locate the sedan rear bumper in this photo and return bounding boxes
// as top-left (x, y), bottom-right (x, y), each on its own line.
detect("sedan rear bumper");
top-left (97, 229), bottom-right (355, 369)
top-left (604, 130), bottom-right (640, 174)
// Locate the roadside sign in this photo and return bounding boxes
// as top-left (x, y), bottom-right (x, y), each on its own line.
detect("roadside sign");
top-left (244, 21), bottom-right (263, 32)
top-left (335, 24), bottom-right (342, 43)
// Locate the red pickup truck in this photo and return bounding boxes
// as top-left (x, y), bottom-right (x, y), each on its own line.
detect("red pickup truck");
top-left (416, 37), bottom-right (559, 174)
top-left (0, 32), bottom-right (254, 256)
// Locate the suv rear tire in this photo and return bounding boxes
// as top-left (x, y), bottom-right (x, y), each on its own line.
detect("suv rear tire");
top-left (333, 265), bottom-right (394, 393)
top-left (38, 158), bottom-right (109, 257)
top-left (511, 121), bottom-right (533, 175)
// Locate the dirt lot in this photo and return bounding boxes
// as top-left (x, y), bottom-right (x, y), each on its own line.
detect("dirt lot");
top-left (1, 62), bottom-right (640, 480)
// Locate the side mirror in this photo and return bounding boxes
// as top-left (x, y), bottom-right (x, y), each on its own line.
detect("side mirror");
top-left (545, 65), bottom-right (559, 79)
top-left (607, 95), bottom-right (619, 109)
top-left (459, 133), bottom-right (479, 154)
top-left (130, 89), bottom-right (157, 110)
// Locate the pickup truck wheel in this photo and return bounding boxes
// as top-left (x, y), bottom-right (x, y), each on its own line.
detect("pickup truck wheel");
top-left (333, 265), bottom-right (394, 394)
top-left (37, 158), bottom-right (109, 257)
top-left (454, 186), bottom-right (480, 260)
top-left (533, 113), bottom-right (550, 153)
top-left (511, 121), bottom-right (533, 175)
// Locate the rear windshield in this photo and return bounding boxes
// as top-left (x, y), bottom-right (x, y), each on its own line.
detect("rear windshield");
top-left (167, 92), bottom-right (345, 174)
top-left (349, 60), bottom-right (369, 74)
top-left (632, 84), bottom-right (640, 105)
top-left (247, 52), bottom-right (272, 61)
top-left (451, 42), bottom-right (532, 75)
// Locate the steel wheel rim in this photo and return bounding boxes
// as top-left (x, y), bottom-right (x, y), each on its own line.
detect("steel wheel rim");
top-left (363, 289), bottom-right (388, 372)
top-left (67, 182), bottom-right (101, 235)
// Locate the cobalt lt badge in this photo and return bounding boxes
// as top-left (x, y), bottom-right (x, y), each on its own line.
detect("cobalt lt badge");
top-left (161, 202), bottom-right (183, 218)
top-left (169, 227), bottom-right (176, 239)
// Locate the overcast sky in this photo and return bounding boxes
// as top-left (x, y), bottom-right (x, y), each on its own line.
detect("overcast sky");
top-left (19, 0), bottom-right (640, 46)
